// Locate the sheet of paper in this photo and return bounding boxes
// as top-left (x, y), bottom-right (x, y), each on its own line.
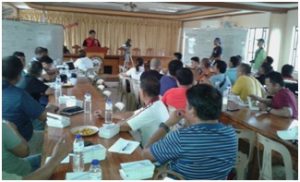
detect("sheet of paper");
top-left (277, 127), bottom-right (298, 140)
top-left (45, 155), bottom-right (70, 164)
top-left (66, 172), bottom-right (90, 180)
top-left (108, 138), bottom-right (140, 154)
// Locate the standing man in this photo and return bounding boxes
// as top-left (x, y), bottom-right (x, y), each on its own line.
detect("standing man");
top-left (82, 30), bottom-right (101, 48)
top-left (251, 38), bottom-right (267, 72)
top-left (210, 37), bottom-right (222, 63)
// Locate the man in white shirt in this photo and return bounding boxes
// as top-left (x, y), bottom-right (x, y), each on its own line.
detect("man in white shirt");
top-left (74, 50), bottom-right (94, 72)
top-left (120, 74), bottom-right (169, 146)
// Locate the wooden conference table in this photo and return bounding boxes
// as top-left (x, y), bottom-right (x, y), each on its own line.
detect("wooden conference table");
top-left (43, 77), bottom-right (298, 179)
top-left (43, 78), bottom-right (143, 180)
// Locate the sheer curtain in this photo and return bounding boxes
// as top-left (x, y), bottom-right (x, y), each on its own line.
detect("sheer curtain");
top-left (19, 10), bottom-right (182, 55)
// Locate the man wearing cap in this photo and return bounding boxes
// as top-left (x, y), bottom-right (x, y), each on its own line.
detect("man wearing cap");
top-left (251, 38), bottom-right (267, 72)
top-left (82, 30), bottom-right (101, 48)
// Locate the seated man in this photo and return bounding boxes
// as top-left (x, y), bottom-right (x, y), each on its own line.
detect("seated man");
top-left (232, 63), bottom-right (264, 102)
top-left (189, 56), bottom-right (201, 80)
top-left (3, 121), bottom-right (70, 180)
top-left (13, 51), bottom-right (27, 87)
top-left (162, 68), bottom-right (193, 110)
top-left (250, 72), bottom-right (298, 118)
top-left (38, 55), bottom-right (58, 82)
top-left (32, 47), bottom-right (48, 62)
top-left (226, 56), bottom-right (241, 85)
top-left (149, 58), bottom-right (163, 80)
top-left (160, 60), bottom-right (183, 96)
top-left (74, 49), bottom-right (94, 72)
top-left (2, 56), bottom-right (58, 153)
top-left (281, 64), bottom-right (297, 82)
top-left (196, 58), bottom-right (214, 83)
top-left (255, 62), bottom-right (273, 85)
top-left (143, 84), bottom-right (237, 180)
top-left (209, 60), bottom-right (231, 94)
top-left (96, 74), bottom-right (169, 147)
top-left (17, 61), bottom-right (54, 104)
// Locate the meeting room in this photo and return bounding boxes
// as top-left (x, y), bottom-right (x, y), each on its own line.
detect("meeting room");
top-left (2, 1), bottom-right (299, 180)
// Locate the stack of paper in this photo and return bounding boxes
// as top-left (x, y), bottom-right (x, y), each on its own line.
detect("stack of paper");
top-left (46, 113), bottom-right (70, 128)
top-left (98, 85), bottom-right (105, 90)
top-left (119, 160), bottom-right (155, 180)
top-left (108, 138), bottom-right (139, 154)
top-left (103, 90), bottom-right (112, 97)
top-left (277, 126), bottom-right (298, 140)
top-left (83, 144), bottom-right (106, 163)
top-left (99, 124), bottom-right (120, 139)
top-left (97, 79), bottom-right (104, 85)
top-left (66, 172), bottom-right (90, 180)
top-left (59, 96), bottom-right (76, 105)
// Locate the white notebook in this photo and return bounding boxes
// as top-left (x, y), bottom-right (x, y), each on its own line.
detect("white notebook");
top-left (277, 127), bottom-right (298, 140)
top-left (108, 138), bottom-right (140, 154)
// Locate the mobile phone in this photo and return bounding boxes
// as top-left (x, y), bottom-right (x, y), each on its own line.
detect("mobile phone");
top-left (60, 106), bottom-right (84, 116)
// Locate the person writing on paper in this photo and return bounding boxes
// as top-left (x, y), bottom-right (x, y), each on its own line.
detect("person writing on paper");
top-left (82, 29), bottom-right (101, 48)
top-left (95, 74), bottom-right (169, 147)
top-left (2, 122), bottom-right (71, 180)
top-left (17, 61), bottom-right (54, 104)
top-left (142, 84), bottom-right (237, 180)
top-left (250, 71), bottom-right (298, 118)
top-left (32, 47), bottom-right (48, 62)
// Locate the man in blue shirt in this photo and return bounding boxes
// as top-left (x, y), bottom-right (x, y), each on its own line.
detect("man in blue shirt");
top-left (143, 84), bottom-right (237, 180)
top-left (160, 60), bottom-right (183, 96)
top-left (209, 60), bottom-right (231, 94)
top-left (226, 56), bottom-right (241, 85)
top-left (2, 56), bottom-right (57, 153)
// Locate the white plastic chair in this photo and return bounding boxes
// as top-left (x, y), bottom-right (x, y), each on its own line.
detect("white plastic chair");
top-left (257, 133), bottom-right (294, 180)
top-left (235, 129), bottom-right (256, 180)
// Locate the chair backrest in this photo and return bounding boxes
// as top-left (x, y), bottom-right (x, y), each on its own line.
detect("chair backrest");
top-left (146, 48), bottom-right (154, 56)
top-left (234, 129), bottom-right (256, 179)
top-left (256, 133), bottom-right (294, 180)
top-left (119, 75), bottom-right (130, 94)
top-left (132, 48), bottom-right (141, 56)
top-left (129, 78), bottom-right (140, 104)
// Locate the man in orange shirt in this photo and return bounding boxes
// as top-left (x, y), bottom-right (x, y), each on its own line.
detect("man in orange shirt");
top-left (82, 30), bottom-right (101, 48)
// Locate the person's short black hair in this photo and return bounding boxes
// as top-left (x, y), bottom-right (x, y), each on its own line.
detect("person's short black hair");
top-left (214, 37), bottom-right (221, 44)
top-left (281, 64), bottom-right (294, 78)
top-left (38, 55), bottom-right (54, 64)
top-left (140, 70), bottom-right (161, 81)
top-left (186, 84), bottom-right (222, 120)
top-left (35, 47), bottom-right (48, 55)
top-left (13, 51), bottom-right (25, 57)
top-left (140, 76), bottom-right (160, 97)
top-left (213, 60), bottom-right (227, 73)
top-left (261, 62), bottom-right (273, 74)
top-left (266, 71), bottom-right (284, 87)
top-left (239, 63), bottom-right (251, 75)
top-left (229, 56), bottom-right (240, 67)
top-left (236, 55), bottom-right (242, 62)
top-left (168, 60), bottom-right (183, 76)
top-left (89, 30), bottom-right (96, 34)
top-left (191, 56), bottom-right (200, 63)
top-left (174, 52), bottom-right (182, 61)
top-left (257, 38), bottom-right (265, 44)
top-left (175, 68), bottom-right (194, 86)
top-left (265, 56), bottom-right (273, 65)
top-left (28, 61), bottom-right (43, 76)
top-left (78, 49), bottom-right (86, 58)
top-left (3, 56), bottom-right (24, 81)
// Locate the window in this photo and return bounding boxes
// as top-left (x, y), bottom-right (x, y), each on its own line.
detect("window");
top-left (290, 26), bottom-right (298, 71)
top-left (246, 27), bottom-right (269, 62)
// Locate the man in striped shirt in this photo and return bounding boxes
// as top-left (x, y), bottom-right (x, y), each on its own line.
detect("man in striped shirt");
top-left (143, 84), bottom-right (237, 180)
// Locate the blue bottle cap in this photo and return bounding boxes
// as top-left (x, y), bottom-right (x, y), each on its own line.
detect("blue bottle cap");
top-left (91, 159), bottom-right (100, 165)
top-left (75, 134), bottom-right (82, 139)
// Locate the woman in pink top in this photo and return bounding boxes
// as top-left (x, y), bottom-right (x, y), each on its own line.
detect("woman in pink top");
top-left (162, 68), bottom-right (194, 110)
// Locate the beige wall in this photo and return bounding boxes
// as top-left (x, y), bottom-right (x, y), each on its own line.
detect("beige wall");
top-left (183, 10), bottom-right (298, 71)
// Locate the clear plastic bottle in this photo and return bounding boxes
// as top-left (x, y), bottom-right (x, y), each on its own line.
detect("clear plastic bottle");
top-left (105, 98), bottom-right (113, 124)
top-left (89, 159), bottom-right (102, 180)
top-left (55, 75), bottom-right (62, 103)
top-left (84, 93), bottom-right (92, 114)
top-left (222, 86), bottom-right (231, 111)
top-left (73, 134), bottom-right (84, 172)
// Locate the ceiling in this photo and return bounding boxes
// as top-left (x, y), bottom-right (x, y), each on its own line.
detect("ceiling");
top-left (9, 2), bottom-right (298, 21)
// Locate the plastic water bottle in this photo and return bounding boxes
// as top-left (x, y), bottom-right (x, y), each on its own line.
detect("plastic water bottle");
top-left (89, 159), bottom-right (102, 180)
top-left (105, 98), bottom-right (113, 124)
top-left (84, 93), bottom-right (92, 114)
top-left (222, 86), bottom-right (231, 111)
top-left (55, 76), bottom-right (62, 102)
top-left (73, 134), bottom-right (84, 172)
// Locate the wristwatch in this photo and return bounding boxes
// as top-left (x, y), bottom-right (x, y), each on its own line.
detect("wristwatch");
top-left (159, 122), bottom-right (170, 133)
